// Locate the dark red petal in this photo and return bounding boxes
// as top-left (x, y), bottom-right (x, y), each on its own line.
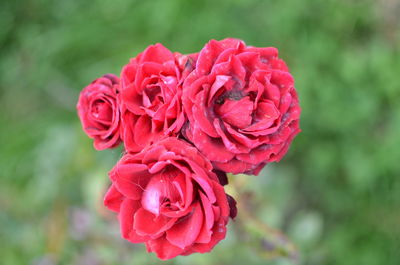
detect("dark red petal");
top-left (112, 163), bottom-right (150, 200)
top-left (161, 138), bottom-right (213, 171)
top-left (270, 122), bottom-right (301, 162)
top-left (224, 122), bottom-right (261, 148)
top-left (213, 170), bottom-right (228, 186)
top-left (196, 40), bottom-right (224, 75)
top-left (270, 58), bottom-right (289, 71)
top-left (218, 38), bottom-right (245, 49)
top-left (186, 163), bottom-right (216, 204)
top-left (212, 206), bottom-right (221, 223)
top-left (271, 70), bottom-right (294, 93)
top-left (216, 96), bottom-right (254, 129)
top-left (192, 90), bottom-right (219, 137)
top-left (208, 75), bottom-right (231, 105)
top-left (191, 124), bottom-right (235, 163)
top-left (245, 47), bottom-right (278, 63)
top-left (133, 208), bottom-right (176, 237)
top-left (89, 99), bottom-right (113, 123)
top-left (142, 144), bottom-right (165, 163)
top-left (139, 43), bottom-right (175, 64)
top-left (213, 158), bottom-right (256, 175)
top-left (141, 172), bottom-right (178, 215)
top-left (246, 70), bottom-right (266, 106)
top-left (102, 73), bottom-right (119, 85)
top-left (121, 62), bottom-right (138, 86)
top-left (248, 100), bottom-right (280, 131)
top-left (229, 54), bottom-right (247, 83)
top-left (103, 185), bottom-right (124, 212)
top-left (118, 199), bottom-right (147, 243)
top-left (152, 103), bottom-right (168, 122)
top-left (121, 85), bottom-right (144, 115)
top-left (133, 115), bottom-right (153, 148)
top-left (212, 180), bottom-right (230, 218)
top-left (135, 62), bottom-right (164, 90)
top-left (160, 173), bottom-right (193, 218)
top-left (236, 52), bottom-right (263, 72)
top-left (195, 192), bottom-right (214, 244)
top-left (214, 119), bottom-right (250, 154)
top-left (166, 202), bottom-right (204, 249)
top-left (93, 131), bottom-right (120, 150)
top-left (121, 112), bottom-right (142, 153)
top-left (246, 162), bottom-right (266, 176)
top-left (279, 90), bottom-right (292, 114)
top-left (148, 161), bottom-right (170, 174)
top-left (226, 194), bottom-right (237, 219)
top-left (182, 218), bottom-right (227, 255)
top-left (146, 236), bottom-right (185, 260)
top-left (236, 144), bottom-right (282, 165)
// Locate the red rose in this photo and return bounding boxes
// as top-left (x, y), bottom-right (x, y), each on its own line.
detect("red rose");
top-left (119, 44), bottom-right (196, 153)
top-left (77, 74), bottom-right (121, 150)
top-left (103, 138), bottom-right (234, 260)
top-left (182, 38), bottom-right (301, 175)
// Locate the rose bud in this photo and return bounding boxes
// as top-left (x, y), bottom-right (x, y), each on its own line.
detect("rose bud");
top-left (77, 74), bottom-right (122, 150)
top-left (182, 38), bottom-right (301, 175)
top-left (119, 44), bottom-right (196, 153)
top-left (103, 138), bottom-right (235, 260)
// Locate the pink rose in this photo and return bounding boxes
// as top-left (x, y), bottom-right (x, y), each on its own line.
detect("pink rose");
top-left (77, 74), bottom-right (121, 150)
top-left (104, 138), bottom-right (235, 260)
top-left (182, 38), bottom-right (301, 175)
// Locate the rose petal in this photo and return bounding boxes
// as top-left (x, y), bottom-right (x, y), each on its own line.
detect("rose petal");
top-left (213, 158), bottom-right (256, 175)
top-left (166, 202), bottom-right (203, 249)
top-left (208, 75), bottom-right (231, 105)
top-left (195, 192), bottom-right (214, 244)
top-left (118, 199), bottom-right (147, 243)
top-left (196, 40), bottom-right (224, 75)
top-left (146, 236), bottom-right (184, 260)
top-left (112, 163), bottom-right (150, 200)
top-left (139, 43), bottom-right (175, 64)
top-left (191, 124), bottom-right (235, 163)
top-left (213, 170), bottom-right (228, 186)
top-left (134, 208), bottom-right (177, 237)
top-left (224, 122), bottom-right (261, 149)
top-left (271, 58), bottom-right (289, 71)
top-left (121, 112), bottom-right (142, 152)
top-left (121, 85), bottom-right (145, 115)
top-left (134, 115), bottom-right (153, 148)
top-left (211, 180), bottom-right (230, 219)
top-left (142, 144), bottom-right (165, 163)
top-left (214, 119), bottom-right (250, 154)
top-left (141, 172), bottom-right (178, 215)
top-left (103, 185), bottom-right (124, 212)
top-left (216, 96), bottom-right (253, 129)
top-left (182, 218), bottom-right (227, 255)
top-left (192, 90), bottom-right (219, 137)
top-left (226, 194), bottom-right (237, 219)
top-left (245, 47), bottom-right (278, 63)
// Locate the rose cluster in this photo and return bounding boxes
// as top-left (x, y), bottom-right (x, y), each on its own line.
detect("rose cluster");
top-left (77, 38), bottom-right (300, 260)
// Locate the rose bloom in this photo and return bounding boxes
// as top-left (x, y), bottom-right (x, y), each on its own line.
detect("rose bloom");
top-left (77, 74), bottom-right (121, 150)
top-left (103, 138), bottom-right (235, 260)
top-left (182, 38), bottom-right (301, 175)
top-left (119, 44), bottom-right (197, 153)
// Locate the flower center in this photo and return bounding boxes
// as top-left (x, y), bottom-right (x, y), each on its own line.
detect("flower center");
top-left (215, 89), bottom-right (245, 105)
top-left (92, 99), bottom-right (112, 122)
top-left (145, 86), bottom-right (162, 103)
top-left (215, 94), bottom-right (254, 129)
top-left (141, 168), bottom-right (184, 215)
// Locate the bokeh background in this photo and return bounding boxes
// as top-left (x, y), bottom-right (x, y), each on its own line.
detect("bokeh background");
top-left (1, 0), bottom-right (399, 264)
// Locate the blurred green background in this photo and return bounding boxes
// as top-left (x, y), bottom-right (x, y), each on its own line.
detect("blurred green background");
top-left (1, 0), bottom-right (399, 264)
